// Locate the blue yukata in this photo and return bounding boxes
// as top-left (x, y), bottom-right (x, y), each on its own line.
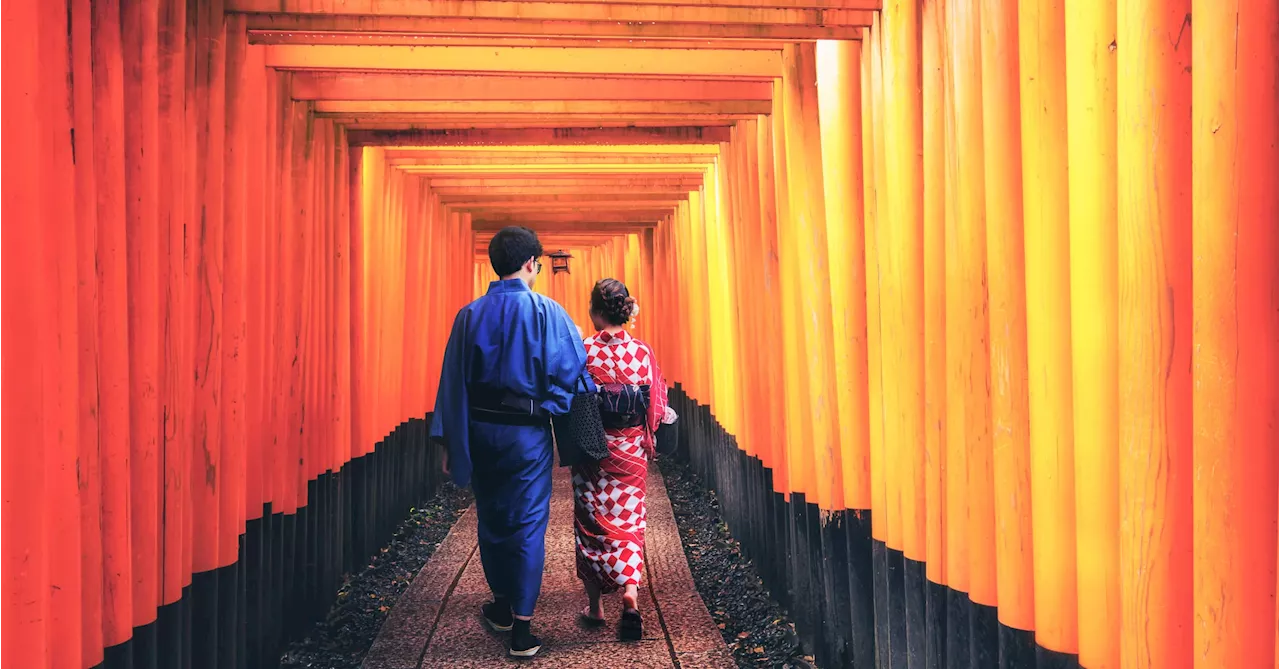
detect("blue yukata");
top-left (429, 278), bottom-right (589, 617)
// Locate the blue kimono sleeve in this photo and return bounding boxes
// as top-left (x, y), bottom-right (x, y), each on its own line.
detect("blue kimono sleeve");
top-left (429, 307), bottom-right (474, 486)
top-left (539, 300), bottom-right (592, 415)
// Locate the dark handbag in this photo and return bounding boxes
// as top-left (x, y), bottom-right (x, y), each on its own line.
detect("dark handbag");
top-left (655, 413), bottom-right (680, 457)
top-left (552, 376), bottom-right (610, 467)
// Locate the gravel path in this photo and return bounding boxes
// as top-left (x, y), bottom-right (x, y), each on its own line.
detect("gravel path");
top-left (657, 457), bottom-right (816, 669)
top-left (278, 483), bottom-right (474, 669)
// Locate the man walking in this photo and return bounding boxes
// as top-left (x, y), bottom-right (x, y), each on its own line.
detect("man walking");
top-left (429, 226), bottom-right (588, 658)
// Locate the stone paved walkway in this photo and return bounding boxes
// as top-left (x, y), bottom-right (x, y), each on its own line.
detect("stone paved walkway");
top-left (362, 465), bottom-right (736, 669)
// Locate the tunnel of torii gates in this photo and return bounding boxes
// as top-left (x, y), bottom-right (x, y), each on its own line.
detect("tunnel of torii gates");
top-left (2, 0), bottom-right (1277, 668)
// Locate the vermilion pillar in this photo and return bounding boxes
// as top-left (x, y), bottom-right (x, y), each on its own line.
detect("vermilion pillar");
top-left (1019, 0), bottom-right (1078, 655)
top-left (1191, 0), bottom-right (1279, 666)
top-left (1117, 0), bottom-right (1194, 665)
top-left (980, 0), bottom-right (1035, 636)
top-left (1065, 0), bottom-right (1121, 666)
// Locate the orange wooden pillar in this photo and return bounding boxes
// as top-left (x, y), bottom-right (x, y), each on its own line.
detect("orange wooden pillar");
top-left (816, 39), bottom-right (872, 514)
top-left (349, 147), bottom-right (370, 457)
top-left (882, 0), bottom-right (926, 561)
top-left (789, 42), bottom-right (844, 512)
top-left (1064, 1), bottom-right (1122, 665)
top-left (222, 12), bottom-right (250, 568)
top-left (92, 0), bottom-right (141, 648)
top-left (69, 0), bottom-right (108, 661)
top-left (753, 117), bottom-right (788, 484)
top-left (860, 27), bottom-right (888, 546)
top-left (8, 0), bottom-right (89, 664)
top-left (919, 0), bottom-right (948, 591)
top-left (943, 0), bottom-right (993, 625)
top-left (244, 43), bottom-right (269, 526)
top-left (1018, 0), bottom-right (1078, 656)
top-left (1117, 0), bottom-right (1194, 665)
top-left (39, 0), bottom-right (85, 664)
top-left (770, 75), bottom-right (808, 501)
top-left (980, 0), bottom-right (1035, 641)
top-left (1190, 0), bottom-right (1279, 666)
top-left (123, 0), bottom-right (163, 634)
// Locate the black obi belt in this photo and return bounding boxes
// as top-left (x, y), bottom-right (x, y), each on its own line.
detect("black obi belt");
top-left (596, 383), bottom-right (650, 430)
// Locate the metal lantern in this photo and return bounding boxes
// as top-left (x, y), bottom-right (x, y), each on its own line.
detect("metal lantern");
top-left (548, 250), bottom-right (573, 275)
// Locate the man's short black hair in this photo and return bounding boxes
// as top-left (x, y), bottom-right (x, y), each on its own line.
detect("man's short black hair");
top-left (488, 226), bottom-right (543, 277)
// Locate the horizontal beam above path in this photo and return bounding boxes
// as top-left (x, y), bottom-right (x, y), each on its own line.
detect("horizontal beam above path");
top-left (388, 155), bottom-right (714, 166)
top-left (433, 187), bottom-right (700, 198)
top-left (400, 167), bottom-right (709, 176)
top-left (425, 179), bottom-right (703, 191)
top-left (473, 235), bottom-right (622, 252)
top-left (314, 101), bottom-right (769, 115)
top-left (263, 45), bottom-right (781, 78)
top-left (438, 193), bottom-right (687, 204)
top-left (456, 202), bottom-right (685, 213)
top-left (231, 1), bottom-right (876, 26)
top-left (293, 73), bottom-right (772, 102)
top-left (471, 212), bottom-right (667, 226)
top-left (243, 15), bottom-right (868, 40)
top-left (333, 119), bottom-right (743, 130)
top-left (251, 31), bottom-right (794, 50)
top-left (349, 127), bottom-right (730, 146)
top-left (426, 176), bottom-right (702, 184)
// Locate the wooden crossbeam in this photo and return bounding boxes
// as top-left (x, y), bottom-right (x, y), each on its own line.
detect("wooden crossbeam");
top-left (250, 31), bottom-right (795, 51)
top-left (470, 211), bottom-right (668, 227)
top-left (293, 73), bottom-right (772, 102)
top-left (432, 186), bottom-right (700, 197)
top-left (262, 45), bottom-right (782, 78)
top-left (229, 1), bottom-right (878, 27)
top-left (458, 202), bottom-right (686, 213)
top-left (349, 127), bottom-right (731, 146)
top-left (314, 101), bottom-right (770, 114)
top-left (472, 218), bottom-right (660, 231)
top-left (425, 178), bottom-right (703, 191)
top-left (332, 119), bottom-right (743, 130)
top-left (243, 15), bottom-right (869, 40)
top-left (399, 167), bottom-right (710, 176)
top-left (385, 144), bottom-right (722, 155)
top-left (387, 155), bottom-right (714, 166)
top-left (473, 235), bottom-right (623, 253)
top-left (439, 193), bottom-right (687, 204)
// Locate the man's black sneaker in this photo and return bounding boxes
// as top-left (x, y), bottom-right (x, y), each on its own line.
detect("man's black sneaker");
top-left (509, 619), bottom-right (542, 658)
top-left (482, 600), bottom-right (513, 632)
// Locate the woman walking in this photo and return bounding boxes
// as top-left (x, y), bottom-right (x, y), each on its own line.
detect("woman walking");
top-left (574, 278), bottom-right (669, 641)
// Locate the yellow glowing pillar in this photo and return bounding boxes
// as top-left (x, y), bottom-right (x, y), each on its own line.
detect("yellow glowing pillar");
top-left (1065, 0), bottom-right (1121, 663)
top-left (981, 0), bottom-right (1034, 630)
top-left (920, 0), bottom-right (948, 581)
top-left (943, 0), bottom-right (988, 603)
top-left (1020, 0), bottom-right (1077, 653)
top-left (772, 76), bottom-right (814, 500)
top-left (863, 20), bottom-right (889, 542)
top-left (1191, 0), bottom-right (1279, 666)
top-left (1117, 0), bottom-right (1194, 665)
top-left (816, 39), bottom-right (871, 511)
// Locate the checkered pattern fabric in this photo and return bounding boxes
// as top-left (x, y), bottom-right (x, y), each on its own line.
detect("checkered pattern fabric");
top-left (573, 329), bottom-right (669, 591)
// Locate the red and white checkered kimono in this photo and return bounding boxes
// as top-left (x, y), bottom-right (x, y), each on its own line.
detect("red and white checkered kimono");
top-left (573, 329), bottom-right (669, 592)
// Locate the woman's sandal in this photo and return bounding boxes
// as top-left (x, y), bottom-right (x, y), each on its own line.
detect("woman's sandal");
top-left (579, 606), bottom-right (607, 628)
top-left (618, 609), bottom-right (643, 642)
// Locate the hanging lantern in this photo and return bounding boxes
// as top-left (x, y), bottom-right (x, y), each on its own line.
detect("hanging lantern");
top-left (548, 250), bottom-right (573, 275)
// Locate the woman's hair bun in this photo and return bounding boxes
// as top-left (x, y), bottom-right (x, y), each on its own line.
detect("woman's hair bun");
top-left (591, 278), bottom-right (636, 326)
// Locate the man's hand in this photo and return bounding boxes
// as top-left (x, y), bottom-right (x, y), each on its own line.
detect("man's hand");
top-left (442, 450), bottom-right (451, 477)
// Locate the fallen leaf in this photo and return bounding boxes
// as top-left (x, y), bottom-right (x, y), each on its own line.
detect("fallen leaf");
top-left (737, 632), bottom-right (750, 639)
